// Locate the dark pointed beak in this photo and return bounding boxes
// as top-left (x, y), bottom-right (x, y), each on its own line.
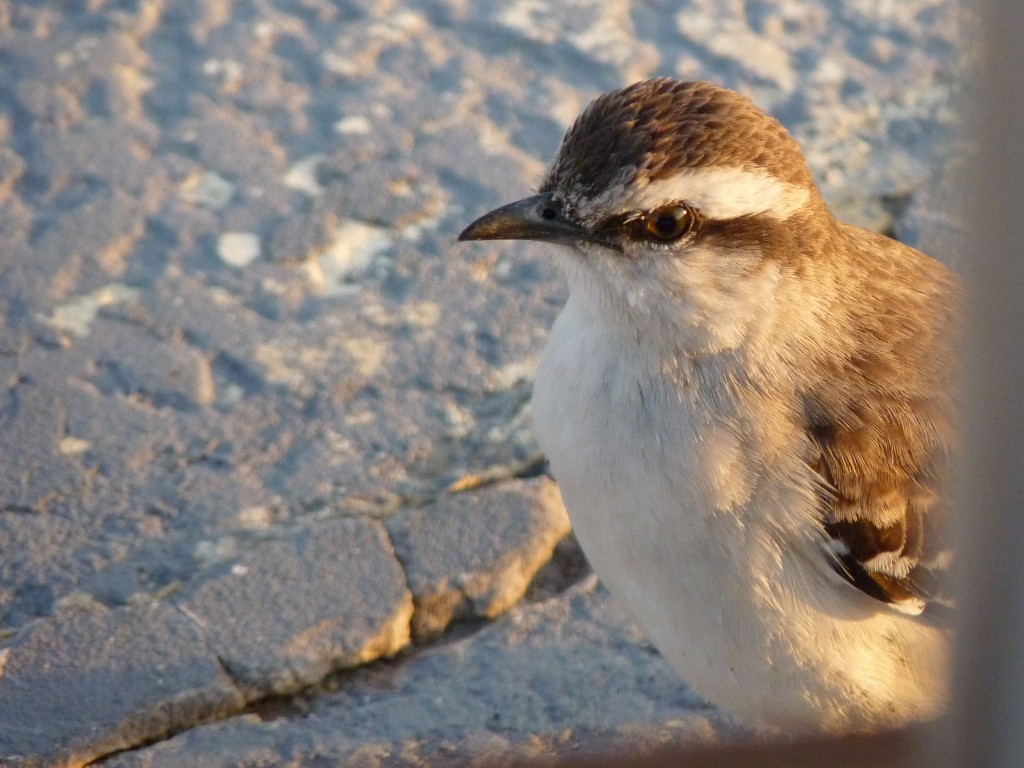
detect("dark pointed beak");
top-left (458, 191), bottom-right (593, 246)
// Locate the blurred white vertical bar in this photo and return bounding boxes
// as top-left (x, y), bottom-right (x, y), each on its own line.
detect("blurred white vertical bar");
top-left (955, 1), bottom-right (1024, 766)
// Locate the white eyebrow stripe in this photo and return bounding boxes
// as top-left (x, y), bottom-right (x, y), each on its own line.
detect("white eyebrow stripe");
top-left (621, 166), bottom-right (812, 221)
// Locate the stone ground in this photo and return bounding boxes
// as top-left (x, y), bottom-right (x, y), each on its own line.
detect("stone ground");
top-left (0, 1), bottom-right (967, 766)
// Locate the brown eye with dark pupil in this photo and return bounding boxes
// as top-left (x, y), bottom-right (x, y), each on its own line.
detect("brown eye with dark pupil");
top-left (645, 205), bottom-right (692, 240)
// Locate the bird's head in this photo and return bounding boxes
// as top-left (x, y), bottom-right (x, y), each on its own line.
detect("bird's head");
top-left (460, 79), bottom-right (838, 354)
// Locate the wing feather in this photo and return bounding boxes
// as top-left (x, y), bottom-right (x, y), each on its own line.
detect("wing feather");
top-left (799, 229), bottom-right (959, 618)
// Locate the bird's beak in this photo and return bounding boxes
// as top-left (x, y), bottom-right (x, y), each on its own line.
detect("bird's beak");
top-left (458, 191), bottom-right (591, 246)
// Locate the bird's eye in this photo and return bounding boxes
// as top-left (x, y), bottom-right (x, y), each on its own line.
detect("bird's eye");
top-left (644, 204), bottom-right (696, 241)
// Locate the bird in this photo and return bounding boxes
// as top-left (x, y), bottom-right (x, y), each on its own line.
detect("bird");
top-left (458, 78), bottom-right (959, 732)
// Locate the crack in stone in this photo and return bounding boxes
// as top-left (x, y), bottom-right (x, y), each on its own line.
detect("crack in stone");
top-left (170, 600), bottom-right (248, 698)
top-left (26, 467), bottom-right (574, 764)
top-left (114, 475), bottom-right (580, 738)
top-left (446, 451), bottom-right (549, 493)
top-left (379, 515), bottom-right (416, 615)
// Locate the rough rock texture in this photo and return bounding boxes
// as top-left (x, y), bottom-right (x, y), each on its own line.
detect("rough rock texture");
top-left (0, 600), bottom-right (242, 768)
top-left (388, 476), bottom-right (570, 640)
top-left (0, 0), bottom-right (967, 765)
top-left (98, 577), bottom-right (731, 768)
top-left (0, 516), bottom-right (414, 767)
top-left (0, 479), bottom-right (573, 767)
top-left (174, 517), bottom-right (413, 698)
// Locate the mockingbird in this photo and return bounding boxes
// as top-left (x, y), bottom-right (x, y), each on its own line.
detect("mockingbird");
top-left (459, 78), bottom-right (958, 732)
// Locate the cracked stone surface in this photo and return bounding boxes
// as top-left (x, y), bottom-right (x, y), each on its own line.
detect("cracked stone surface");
top-left (0, 0), bottom-right (967, 766)
top-left (388, 476), bottom-right (570, 640)
top-left (0, 477), bottom-right (574, 768)
top-left (98, 576), bottom-right (732, 768)
top-left (0, 599), bottom-right (242, 768)
top-left (174, 516), bottom-right (413, 698)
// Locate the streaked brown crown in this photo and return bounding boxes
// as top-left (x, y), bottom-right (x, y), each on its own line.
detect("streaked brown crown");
top-left (541, 79), bottom-right (814, 200)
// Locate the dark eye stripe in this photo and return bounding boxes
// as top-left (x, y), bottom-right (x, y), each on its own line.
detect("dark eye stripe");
top-left (698, 213), bottom-right (785, 251)
top-left (592, 206), bottom-right (788, 253)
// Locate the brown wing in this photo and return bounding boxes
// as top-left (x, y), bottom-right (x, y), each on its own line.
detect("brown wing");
top-left (801, 229), bottom-right (959, 618)
top-left (805, 398), bottom-right (953, 616)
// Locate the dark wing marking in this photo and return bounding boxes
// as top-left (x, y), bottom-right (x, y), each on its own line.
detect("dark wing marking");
top-left (806, 395), bottom-right (954, 618)
top-left (801, 230), bottom-right (959, 619)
